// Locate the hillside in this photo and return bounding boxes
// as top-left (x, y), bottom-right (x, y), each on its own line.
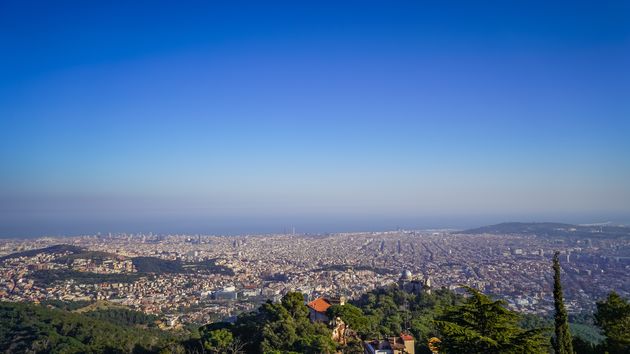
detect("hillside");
top-left (30, 269), bottom-right (140, 287)
top-left (0, 301), bottom-right (181, 353)
top-left (458, 222), bottom-right (630, 238)
top-left (0, 244), bottom-right (84, 261)
top-left (1, 245), bottom-right (234, 281)
top-left (131, 256), bottom-right (184, 273)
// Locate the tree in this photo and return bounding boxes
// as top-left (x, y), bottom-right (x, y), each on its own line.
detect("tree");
top-left (571, 336), bottom-right (597, 354)
top-left (226, 337), bottom-right (246, 354)
top-left (594, 292), bottom-right (630, 354)
top-left (552, 251), bottom-right (574, 354)
top-left (202, 329), bottom-right (233, 353)
top-left (231, 292), bottom-right (335, 353)
top-left (435, 286), bottom-right (548, 354)
top-left (282, 292), bottom-right (309, 319)
top-left (327, 303), bottom-right (369, 333)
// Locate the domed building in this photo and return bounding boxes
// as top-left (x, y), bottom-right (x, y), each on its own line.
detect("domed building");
top-left (398, 269), bottom-right (431, 295)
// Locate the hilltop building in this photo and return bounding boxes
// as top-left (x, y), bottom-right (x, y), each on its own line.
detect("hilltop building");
top-left (363, 333), bottom-right (415, 354)
top-left (398, 269), bottom-right (432, 295)
top-left (307, 296), bottom-right (346, 323)
top-left (307, 297), bottom-right (331, 322)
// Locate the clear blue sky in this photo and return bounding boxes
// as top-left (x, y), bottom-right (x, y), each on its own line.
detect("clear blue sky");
top-left (1, 1), bottom-right (629, 236)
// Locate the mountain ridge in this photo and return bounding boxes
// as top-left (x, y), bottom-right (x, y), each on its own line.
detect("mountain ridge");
top-left (457, 221), bottom-right (629, 238)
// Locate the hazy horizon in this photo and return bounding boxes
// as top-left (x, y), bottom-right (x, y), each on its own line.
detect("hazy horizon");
top-left (1, 1), bottom-right (629, 238)
top-left (1, 213), bottom-right (629, 239)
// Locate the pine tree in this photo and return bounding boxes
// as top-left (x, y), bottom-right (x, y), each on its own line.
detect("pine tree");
top-left (552, 251), bottom-right (574, 354)
top-left (594, 292), bottom-right (630, 354)
top-left (435, 286), bottom-right (548, 353)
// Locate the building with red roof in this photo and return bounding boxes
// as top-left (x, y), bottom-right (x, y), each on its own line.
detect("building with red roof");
top-left (307, 297), bottom-right (332, 322)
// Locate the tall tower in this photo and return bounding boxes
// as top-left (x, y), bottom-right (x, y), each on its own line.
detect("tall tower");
top-left (425, 276), bottom-right (433, 295)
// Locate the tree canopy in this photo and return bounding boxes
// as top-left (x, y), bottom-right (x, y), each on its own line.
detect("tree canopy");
top-left (435, 286), bottom-right (549, 354)
top-left (594, 291), bottom-right (630, 354)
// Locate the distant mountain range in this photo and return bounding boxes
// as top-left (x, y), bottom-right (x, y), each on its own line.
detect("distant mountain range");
top-left (458, 222), bottom-right (630, 238)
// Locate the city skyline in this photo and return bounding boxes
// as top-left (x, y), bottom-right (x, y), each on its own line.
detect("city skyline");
top-left (1, 1), bottom-right (629, 237)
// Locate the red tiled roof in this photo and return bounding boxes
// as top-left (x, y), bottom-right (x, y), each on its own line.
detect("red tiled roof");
top-left (307, 297), bottom-right (331, 313)
top-left (400, 333), bottom-right (414, 341)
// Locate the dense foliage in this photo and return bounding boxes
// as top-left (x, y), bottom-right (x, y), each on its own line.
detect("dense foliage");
top-left (83, 308), bottom-right (161, 328)
top-left (132, 257), bottom-right (185, 273)
top-left (40, 299), bottom-right (94, 311)
top-left (0, 301), bottom-right (180, 353)
top-left (0, 244), bottom-right (84, 261)
top-left (350, 284), bottom-right (461, 350)
top-left (54, 251), bottom-right (122, 265)
top-left (435, 286), bottom-right (548, 354)
top-left (31, 269), bottom-right (141, 287)
top-left (215, 292), bottom-right (336, 353)
top-left (594, 292), bottom-right (630, 354)
top-left (131, 257), bottom-right (235, 276)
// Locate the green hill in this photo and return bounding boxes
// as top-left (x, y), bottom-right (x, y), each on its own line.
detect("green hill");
top-left (0, 301), bottom-right (181, 353)
top-left (0, 244), bottom-right (84, 261)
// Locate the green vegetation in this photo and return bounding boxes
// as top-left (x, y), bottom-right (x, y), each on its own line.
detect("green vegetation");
top-left (327, 303), bottom-right (369, 333)
top-left (0, 301), bottom-right (182, 353)
top-left (521, 313), bottom-right (605, 350)
top-left (54, 251), bottom-right (122, 265)
top-left (30, 269), bottom-right (141, 287)
top-left (198, 285), bottom-right (551, 354)
top-left (594, 292), bottom-right (630, 354)
top-left (132, 256), bottom-right (235, 276)
top-left (25, 257), bottom-right (233, 288)
top-left (351, 285), bottom-right (462, 347)
top-left (132, 257), bottom-right (185, 273)
top-left (83, 308), bottom-right (161, 328)
top-left (224, 292), bottom-right (337, 353)
top-left (183, 258), bottom-right (235, 276)
top-left (40, 299), bottom-right (94, 311)
top-left (435, 286), bottom-right (548, 353)
top-left (568, 323), bottom-right (604, 346)
top-left (553, 251), bottom-right (575, 354)
top-left (0, 244), bottom-right (84, 261)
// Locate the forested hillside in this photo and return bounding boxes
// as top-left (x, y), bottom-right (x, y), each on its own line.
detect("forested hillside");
top-left (0, 302), bottom-right (183, 353)
top-left (1, 286), bottom-right (627, 353)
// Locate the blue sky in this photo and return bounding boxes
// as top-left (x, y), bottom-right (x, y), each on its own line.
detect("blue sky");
top-left (1, 1), bottom-right (629, 236)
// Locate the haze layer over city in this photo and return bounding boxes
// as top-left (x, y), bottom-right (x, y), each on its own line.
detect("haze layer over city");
top-left (0, 1), bottom-right (629, 354)
top-left (1, 1), bottom-right (629, 237)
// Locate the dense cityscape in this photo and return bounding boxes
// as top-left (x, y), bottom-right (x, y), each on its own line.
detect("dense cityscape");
top-left (2, 223), bottom-right (628, 328)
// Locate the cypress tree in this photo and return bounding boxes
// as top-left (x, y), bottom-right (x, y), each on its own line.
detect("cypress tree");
top-left (552, 251), bottom-right (574, 354)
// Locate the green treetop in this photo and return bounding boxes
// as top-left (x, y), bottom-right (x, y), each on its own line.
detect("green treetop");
top-left (553, 251), bottom-right (574, 354)
top-left (435, 286), bottom-right (548, 354)
top-left (594, 291), bottom-right (630, 354)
